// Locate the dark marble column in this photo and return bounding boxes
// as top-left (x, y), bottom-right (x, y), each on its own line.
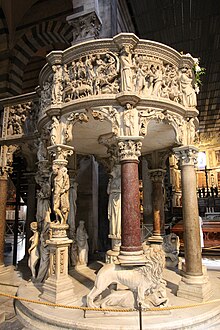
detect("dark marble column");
top-left (0, 173), bottom-right (8, 265)
top-left (149, 169), bottom-right (166, 240)
top-left (117, 138), bottom-right (145, 265)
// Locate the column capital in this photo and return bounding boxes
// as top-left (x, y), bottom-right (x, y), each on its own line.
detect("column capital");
top-left (117, 137), bottom-right (143, 162)
top-left (48, 144), bottom-right (74, 164)
top-left (173, 145), bottom-right (198, 167)
top-left (149, 169), bottom-right (166, 183)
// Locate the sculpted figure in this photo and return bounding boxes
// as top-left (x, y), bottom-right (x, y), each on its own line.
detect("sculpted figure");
top-left (37, 140), bottom-right (47, 161)
top-left (49, 116), bottom-right (59, 145)
top-left (152, 65), bottom-right (163, 96)
top-left (123, 103), bottom-right (135, 136)
top-left (162, 233), bottom-right (180, 268)
top-left (28, 222), bottom-right (39, 279)
top-left (52, 165), bottom-right (70, 224)
top-left (76, 221), bottom-right (89, 266)
top-left (107, 165), bottom-right (121, 238)
top-left (135, 63), bottom-right (146, 93)
top-left (87, 244), bottom-right (168, 309)
top-left (179, 66), bottom-right (197, 107)
top-left (37, 221), bottom-right (51, 282)
top-left (51, 65), bottom-right (63, 104)
top-left (120, 46), bottom-right (133, 91)
top-left (36, 181), bottom-right (51, 233)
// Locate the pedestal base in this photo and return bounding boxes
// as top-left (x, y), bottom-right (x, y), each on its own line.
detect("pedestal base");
top-left (118, 250), bottom-right (146, 266)
top-left (148, 235), bottom-right (163, 245)
top-left (106, 249), bottom-right (120, 263)
top-left (177, 272), bottom-right (213, 302)
top-left (41, 275), bottom-right (74, 305)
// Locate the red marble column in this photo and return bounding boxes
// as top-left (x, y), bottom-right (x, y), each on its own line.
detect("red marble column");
top-left (117, 138), bottom-right (145, 265)
top-left (120, 161), bottom-right (142, 252)
top-left (0, 174), bottom-right (8, 265)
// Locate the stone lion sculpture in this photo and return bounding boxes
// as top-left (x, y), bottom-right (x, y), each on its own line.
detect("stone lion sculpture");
top-left (162, 233), bottom-right (180, 268)
top-left (87, 245), bottom-right (168, 309)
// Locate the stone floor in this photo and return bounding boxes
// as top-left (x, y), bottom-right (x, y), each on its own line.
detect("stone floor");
top-left (1, 236), bottom-right (220, 329)
top-left (0, 258), bottom-right (220, 329)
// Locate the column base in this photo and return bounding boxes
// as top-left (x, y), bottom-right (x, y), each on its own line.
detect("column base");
top-left (148, 235), bottom-right (163, 245)
top-left (118, 250), bottom-right (146, 266)
top-left (177, 271), bottom-right (213, 302)
top-left (41, 275), bottom-right (74, 305)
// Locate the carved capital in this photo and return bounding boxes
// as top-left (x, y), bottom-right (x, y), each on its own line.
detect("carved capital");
top-left (173, 146), bottom-right (198, 167)
top-left (48, 144), bottom-right (74, 163)
top-left (117, 137), bottom-right (143, 162)
top-left (149, 169), bottom-right (166, 183)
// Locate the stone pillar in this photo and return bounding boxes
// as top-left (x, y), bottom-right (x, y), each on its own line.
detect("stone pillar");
top-left (149, 169), bottom-right (166, 243)
top-left (117, 137), bottom-right (145, 265)
top-left (0, 173), bottom-right (8, 266)
top-left (41, 144), bottom-right (75, 303)
top-left (174, 146), bottom-right (212, 302)
top-left (41, 224), bottom-right (74, 304)
top-left (24, 176), bottom-right (36, 260)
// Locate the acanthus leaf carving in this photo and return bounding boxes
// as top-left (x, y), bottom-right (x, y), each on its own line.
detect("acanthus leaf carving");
top-left (117, 139), bottom-right (143, 162)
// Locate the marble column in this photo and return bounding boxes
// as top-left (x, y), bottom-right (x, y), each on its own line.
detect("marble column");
top-left (0, 173), bottom-right (8, 266)
top-left (24, 176), bottom-right (36, 260)
top-left (149, 169), bottom-right (166, 243)
top-left (41, 144), bottom-right (75, 303)
top-left (117, 137), bottom-right (146, 265)
top-left (174, 146), bottom-right (212, 302)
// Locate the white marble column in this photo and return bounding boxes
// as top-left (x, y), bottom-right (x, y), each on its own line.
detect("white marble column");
top-left (174, 146), bottom-right (212, 302)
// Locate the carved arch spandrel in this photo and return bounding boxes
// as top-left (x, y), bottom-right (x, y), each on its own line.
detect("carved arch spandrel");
top-left (138, 107), bottom-right (186, 145)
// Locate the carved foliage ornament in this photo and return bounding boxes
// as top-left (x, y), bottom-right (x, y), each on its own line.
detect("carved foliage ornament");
top-left (174, 146), bottom-right (198, 167)
top-left (118, 139), bottom-right (142, 162)
top-left (139, 108), bottom-right (185, 144)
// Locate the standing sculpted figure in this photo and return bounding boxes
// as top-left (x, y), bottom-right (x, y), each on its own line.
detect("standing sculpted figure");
top-left (51, 65), bottom-right (63, 104)
top-left (76, 221), bottom-right (89, 266)
top-left (28, 222), bottom-right (40, 279)
top-left (49, 116), bottom-right (59, 145)
top-left (123, 103), bottom-right (135, 136)
top-left (52, 165), bottom-right (70, 224)
top-left (179, 66), bottom-right (197, 107)
top-left (36, 181), bottom-right (51, 233)
top-left (107, 165), bottom-right (121, 238)
top-left (120, 46), bottom-right (133, 91)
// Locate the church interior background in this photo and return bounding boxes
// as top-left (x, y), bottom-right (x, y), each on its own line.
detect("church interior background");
top-left (0, 0), bottom-right (220, 329)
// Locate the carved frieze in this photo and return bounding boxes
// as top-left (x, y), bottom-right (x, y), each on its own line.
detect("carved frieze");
top-left (39, 34), bottom-right (198, 113)
top-left (5, 101), bottom-right (39, 137)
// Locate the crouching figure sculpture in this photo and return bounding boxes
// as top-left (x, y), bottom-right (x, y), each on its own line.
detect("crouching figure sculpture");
top-left (87, 244), bottom-right (168, 309)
